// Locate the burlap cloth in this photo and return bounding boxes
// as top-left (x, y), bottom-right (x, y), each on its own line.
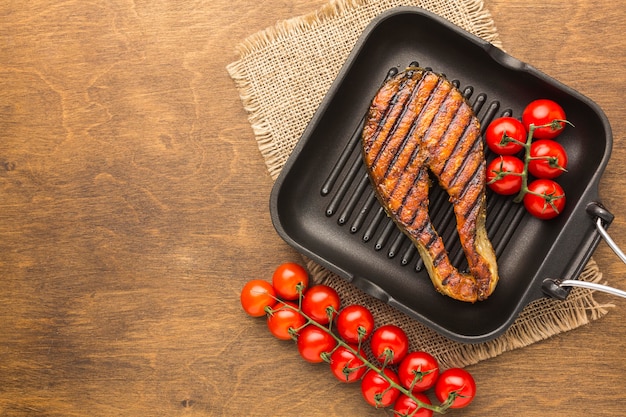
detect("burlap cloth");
top-left (227, 0), bottom-right (613, 368)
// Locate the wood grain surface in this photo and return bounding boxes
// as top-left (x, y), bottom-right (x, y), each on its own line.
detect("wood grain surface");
top-left (1, 1), bottom-right (625, 416)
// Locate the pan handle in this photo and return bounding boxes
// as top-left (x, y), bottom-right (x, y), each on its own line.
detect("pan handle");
top-left (592, 216), bottom-right (626, 264)
top-left (542, 202), bottom-right (626, 300)
top-left (550, 279), bottom-right (626, 299)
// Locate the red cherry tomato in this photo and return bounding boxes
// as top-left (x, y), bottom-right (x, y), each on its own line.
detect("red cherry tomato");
top-left (486, 155), bottom-right (524, 195)
top-left (397, 351), bottom-right (440, 392)
top-left (484, 116), bottom-right (526, 155)
top-left (361, 368), bottom-right (401, 408)
top-left (296, 325), bottom-right (337, 363)
top-left (522, 99), bottom-right (567, 139)
top-left (266, 301), bottom-right (306, 340)
top-left (528, 139), bottom-right (568, 179)
top-left (272, 262), bottom-right (309, 300)
top-left (392, 393), bottom-right (433, 417)
top-left (370, 324), bottom-right (409, 365)
top-left (329, 344), bottom-right (367, 383)
top-left (523, 179), bottom-right (566, 220)
top-left (301, 284), bottom-right (340, 325)
top-left (434, 368), bottom-right (477, 409)
top-left (336, 305), bottom-right (375, 344)
top-left (240, 279), bottom-right (277, 317)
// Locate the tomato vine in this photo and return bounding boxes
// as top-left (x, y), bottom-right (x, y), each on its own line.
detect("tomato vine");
top-left (265, 293), bottom-right (461, 413)
top-left (241, 263), bottom-right (476, 415)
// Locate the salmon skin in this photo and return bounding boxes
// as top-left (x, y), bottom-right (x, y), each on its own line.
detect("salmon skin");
top-left (362, 66), bottom-right (498, 302)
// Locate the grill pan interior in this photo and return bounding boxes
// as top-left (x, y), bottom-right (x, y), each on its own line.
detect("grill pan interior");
top-left (269, 7), bottom-right (613, 343)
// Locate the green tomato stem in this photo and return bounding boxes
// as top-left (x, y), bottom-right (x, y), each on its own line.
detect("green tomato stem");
top-left (527, 155), bottom-right (567, 172)
top-left (512, 122), bottom-right (535, 203)
top-left (275, 298), bottom-right (452, 414)
top-left (499, 132), bottom-right (526, 147)
top-left (504, 118), bottom-right (572, 204)
top-left (511, 120), bottom-right (563, 203)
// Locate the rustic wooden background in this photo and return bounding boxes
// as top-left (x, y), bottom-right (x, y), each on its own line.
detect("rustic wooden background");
top-left (1, 0), bottom-right (625, 416)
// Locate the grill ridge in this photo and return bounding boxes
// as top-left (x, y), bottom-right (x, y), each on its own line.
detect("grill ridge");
top-left (363, 206), bottom-right (386, 242)
top-left (350, 191), bottom-right (377, 233)
top-left (338, 174), bottom-right (370, 225)
top-left (321, 67), bottom-right (400, 198)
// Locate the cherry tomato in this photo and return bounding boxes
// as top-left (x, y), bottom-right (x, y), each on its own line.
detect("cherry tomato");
top-left (301, 284), bottom-right (340, 325)
top-left (296, 325), bottom-right (337, 363)
top-left (240, 279), bottom-right (277, 317)
top-left (392, 393), bottom-right (433, 417)
top-left (272, 262), bottom-right (309, 300)
top-left (484, 116), bottom-right (526, 155)
top-left (522, 99), bottom-right (567, 139)
top-left (523, 179), bottom-right (566, 220)
top-left (266, 301), bottom-right (306, 340)
top-left (336, 305), bottom-right (375, 344)
top-left (397, 351), bottom-right (440, 392)
top-left (486, 155), bottom-right (524, 195)
top-left (329, 344), bottom-right (367, 383)
top-left (361, 368), bottom-right (401, 408)
top-left (528, 139), bottom-right (568, 179)
top-left (434, 368), bottom-right (477, 409)
top-left (370, 324), bottom-right (409, 365)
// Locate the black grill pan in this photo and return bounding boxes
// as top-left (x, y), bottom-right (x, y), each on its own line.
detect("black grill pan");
top-left (269, 7), bottom-right (614, 343)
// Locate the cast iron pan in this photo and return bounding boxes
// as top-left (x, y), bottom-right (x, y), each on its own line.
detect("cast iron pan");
top-left (269, 7), bottom-right (614, 343)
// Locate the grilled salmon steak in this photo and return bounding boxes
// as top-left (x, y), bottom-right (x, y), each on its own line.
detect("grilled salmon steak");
top-left (362, 66), bottom-right (498, 302)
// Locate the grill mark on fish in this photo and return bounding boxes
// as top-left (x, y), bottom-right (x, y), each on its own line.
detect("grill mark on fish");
top-left (373, 87), bottom-right (425, 180)
top-left (438, 126), bottom-right (482, 204)
top-left (462, 192), bottom-right (482, 228)
top-left (420, 88), bottom-right (461, 157)
top-left (363, 89), bottom-right (407, 163)
top-left (368, 72), bottom-right (421, 167)
top-left (449, 139), bottom-right (483, 201)
top-left (437, 115), bottom-right (477, 178)
top-left (406, 168), bottom-right (430, 231)
top-left (433, 248), bottom-right (447, 267)
top-left (382, 73), bottom-right (439, 179)
top-left (459, 165), bottom-right (485, 220)
top-left (374, 75), bottom-right (443, 201)
top-left (386, 78), bottom-right (448, 203)
top-left (429, 105), bottom-right (472, 177)
top-left (362, 67), bottom-right (499, 303)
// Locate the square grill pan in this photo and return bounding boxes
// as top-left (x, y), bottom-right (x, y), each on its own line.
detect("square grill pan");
top-left (269, 7), bottom-right (613, 343)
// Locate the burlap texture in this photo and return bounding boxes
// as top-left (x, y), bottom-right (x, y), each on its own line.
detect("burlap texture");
top-left (227, 0), bottom-right (612, 368)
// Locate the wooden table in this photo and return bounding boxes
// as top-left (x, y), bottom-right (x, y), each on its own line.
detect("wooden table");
top-left (1, 1), bottom-right (625, 416)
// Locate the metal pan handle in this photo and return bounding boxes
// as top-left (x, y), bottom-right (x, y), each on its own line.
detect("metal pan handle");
top-left (554, 279), bottom-right (626, 298)
top-left (543, 203), bottom-right (626, 300)
top-left (592, 216), bottom-right (626, 264)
